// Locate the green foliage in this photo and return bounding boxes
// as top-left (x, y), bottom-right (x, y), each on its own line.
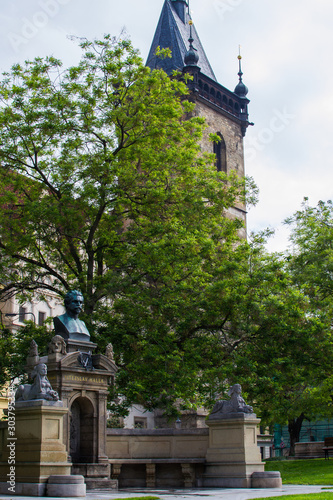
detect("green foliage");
top-left (286, 198), bottom-right (333, 307)
top-left (2, 36), bottom-right (329, 428)
top-left (0, 35), bottom-right (245, 314)
top-left (0, 37), bottom-right (198, 308)
top-left (217, 230), bottom-right (333, 454)
top-left (0, 35), bottom-right (249, 410)
top-left (274, 198), bottom-right (333, 452)
top-left (0, 322), bottom-right (52, 386)
top-left (0, 326), bottom-right (15, 387)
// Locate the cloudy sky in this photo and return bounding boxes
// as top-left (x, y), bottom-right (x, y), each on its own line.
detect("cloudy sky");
top-left (0, 0), bottom-right (332, 252)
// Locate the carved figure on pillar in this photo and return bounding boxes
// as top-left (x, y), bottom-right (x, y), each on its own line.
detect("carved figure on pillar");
top-left (15, 363), bottom-right (59, 401)
top-left (210, 384), bottom-right (253, 418)
top-left (26, 339), bottom-right (40, 373)
top-left (53, 290), bottom-right (90, 342)
top-left (105, 343), bottom-right (114, 361)
top-left (28, 339), bottom-right (38, 357)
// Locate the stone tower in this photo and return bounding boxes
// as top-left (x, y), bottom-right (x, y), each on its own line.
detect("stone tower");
top-left (147, 0), bottom-right (251, 232)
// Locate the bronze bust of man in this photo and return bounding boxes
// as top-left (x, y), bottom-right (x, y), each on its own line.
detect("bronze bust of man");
top-left (53, 290), bottom-right (90, 342)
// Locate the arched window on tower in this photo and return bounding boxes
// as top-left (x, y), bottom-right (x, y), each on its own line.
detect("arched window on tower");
top-left (213, 133), bottom-right (227, 173)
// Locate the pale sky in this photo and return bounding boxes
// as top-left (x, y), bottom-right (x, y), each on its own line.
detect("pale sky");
top-left (1, 0), bottom-right (332, 252)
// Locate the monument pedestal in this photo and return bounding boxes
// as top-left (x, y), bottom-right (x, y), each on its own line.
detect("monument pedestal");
top-left (72, 463), bottom-right (117, 489)
top-left (202, 413), bottom-right (276, 488)
top-left (0, 400), bottom-right (85, 496)
top-left (47, 340), bottom-right (118, 489)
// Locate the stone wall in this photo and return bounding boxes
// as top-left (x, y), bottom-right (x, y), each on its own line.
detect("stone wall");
top-left (106, 428), bottom-right (209, 459)
top-left (196, 100), bottom-right (245, 179)
top-left (106, 428), bottom-right (209, 488)
top-left (295, 441), bottom-right (325, 458)
top-left (194, 98), bottom-right (247, 238)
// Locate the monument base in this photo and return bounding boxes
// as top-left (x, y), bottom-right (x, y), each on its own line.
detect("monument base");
top-left (202, 462), bottom-right (264, 488)
top-left (72, 463), bottom-right (117, 490)
top-left (0, 475), bottom-right (86, 497)
top-left (0, 481), bottom-right (46, 496)
top-left (251, 471), bottom-right (282, 488)
top-left (200, 475), bottom-right (251, 488)
top-left (200, 470), bottom-right (282, 489)
top-left (47, 474), bottom-right (86, 497)
top-left (0, 400), bottom-right (75, 496)
top-left (202, 414), bottom-right (278, 489)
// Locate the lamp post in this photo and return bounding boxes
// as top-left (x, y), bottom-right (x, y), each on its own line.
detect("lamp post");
top-left (5, 312), bottom-right (36, 324)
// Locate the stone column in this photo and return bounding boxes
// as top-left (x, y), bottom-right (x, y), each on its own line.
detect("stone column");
top-left (146, 464), bottom-right (156, 488)
top-left (97, 392), bottom-right (109, 464)
top-left (203, 413), bottom-right (264, 488)
top-left (181, 463), bottom-right (196, 488)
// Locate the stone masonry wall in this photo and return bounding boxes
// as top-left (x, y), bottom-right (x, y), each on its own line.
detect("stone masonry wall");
top-left (194, 98), bottom-right (247, 236)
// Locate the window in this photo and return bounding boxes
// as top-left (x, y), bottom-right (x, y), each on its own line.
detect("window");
top-left (38, 311), bottom-right (46, 326)
top-left (134, 417), bottom-right (147, 429)
top-left (18, 306), bottom-right (27, 322)
top-left (213, 133), bottom-right (227, 173)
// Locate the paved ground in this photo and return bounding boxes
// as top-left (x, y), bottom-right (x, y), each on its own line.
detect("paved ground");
top-left (0, 485), bottom-right (333, 500)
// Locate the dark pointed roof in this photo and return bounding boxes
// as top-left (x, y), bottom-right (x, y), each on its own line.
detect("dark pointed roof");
top-left (146, 0), bottom-right (216, 81)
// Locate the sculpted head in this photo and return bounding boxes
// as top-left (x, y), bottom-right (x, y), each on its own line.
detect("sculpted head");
top-left (49, 335), bottom-right (67, 355)
top-left (32, 363), bottom-right (48, 379)
top-left (64, 290), bottom-right (84, 317)
top-left (228, 383), bottom-right (242, 397)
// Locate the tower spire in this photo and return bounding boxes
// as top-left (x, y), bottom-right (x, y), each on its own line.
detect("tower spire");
top-left (146, 0), bottom-right (216, 81)
top-left (238, 45), bottom-right (243, 80)
top-left (234, 46), bottom-right (248, 98)
top-left (184, 19), bottom-right (199, 67)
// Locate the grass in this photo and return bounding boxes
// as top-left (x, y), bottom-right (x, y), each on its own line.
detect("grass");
top-left (265, 459), bottom-right (333, 485)
top-left (252, 494), bottom-right (333, 500)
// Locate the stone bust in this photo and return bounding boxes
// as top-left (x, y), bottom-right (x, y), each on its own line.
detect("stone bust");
top-left (53, 290), bottom-right (90, 342)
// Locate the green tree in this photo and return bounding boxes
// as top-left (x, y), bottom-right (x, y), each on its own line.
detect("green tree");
top-left (228, 234), bottom-right (333, 455)
top-left (0, 35), bottom-right (251, 412)
top-left (0, 35), bottom-right (245, 314)
top-left (0, 321), bottom-right (52, 390)
top-left (286, 198), bottom-right (333, 307)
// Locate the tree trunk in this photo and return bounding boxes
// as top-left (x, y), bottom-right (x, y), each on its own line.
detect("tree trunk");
top-left (288, 413), bottom-right (305, 456)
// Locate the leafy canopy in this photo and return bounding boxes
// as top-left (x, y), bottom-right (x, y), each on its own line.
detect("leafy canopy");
top-left (0, 35), bottom-right (251, 411)
top-left (0, 35), bottom-right (245, 313)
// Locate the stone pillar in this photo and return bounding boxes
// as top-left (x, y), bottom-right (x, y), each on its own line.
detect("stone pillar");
top-left (203, 413), bottom-right (265, 488)
top-left (0, 400), bottom-right (71, 496)
top-left (111, 464), bottom-right (122, 481)
top-left (146, 464), bottom-right (156, 488)
top-left (97, 392), bottom-right (109, 464)
top-left (181, 463), bottom-right (196, 488)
